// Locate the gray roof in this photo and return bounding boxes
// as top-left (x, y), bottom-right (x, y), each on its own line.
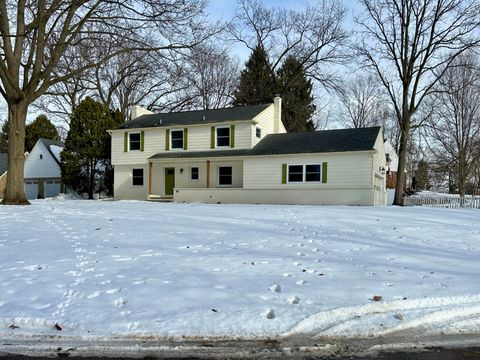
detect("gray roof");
top-left (117, 104), bottom-right (271, 130)
top-left (38, 138), bottom-right (64, 166)
top-left (0, 152), bottom-right (7, 175)
top-left (149, 127), bottom-right (382, 160)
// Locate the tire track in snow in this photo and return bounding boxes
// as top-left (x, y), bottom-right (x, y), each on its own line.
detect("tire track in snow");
top-left (284, 294), bottom-right (480, 337)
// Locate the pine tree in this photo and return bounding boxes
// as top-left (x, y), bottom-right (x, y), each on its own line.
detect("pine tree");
top-left (25, 115), bottom-right (60, 152)
top-left (61, 97), bottom-right (122, 199)
top-left (0, 120), bottom-right (8, 152)
top-left (233, 44), bottom-right (275, 106)
top-left (277, 56), bottom-right (316, 132)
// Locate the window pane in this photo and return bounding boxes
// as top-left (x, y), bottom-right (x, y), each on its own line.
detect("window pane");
top-left (305, 164), bottom-right (321, 182)
top-left (132, 168), bottom-right (144, 186)
top-left (288, 165), bottom-right (303, 182)
top-left (171, 130), bottom-right (183, 149)
top-left (256, 127), bottom-right (262, 138)
top-left (219, 166), bottom-right (232, 185)
top-left (216, 127), bottom-right (230, 147)
top-left (129, 133), bottom-right (141, 150)
top-left (191, 167), bottom-right (199, 180)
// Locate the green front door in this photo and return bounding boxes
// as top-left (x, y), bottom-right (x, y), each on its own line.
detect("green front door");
top-left (165, 168), bottom-right (175, 196)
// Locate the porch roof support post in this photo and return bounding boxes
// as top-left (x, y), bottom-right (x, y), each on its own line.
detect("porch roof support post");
top-left (206, 160), bottom-right (210, 188)
top-left (148, 162), bottom-right (152, 195)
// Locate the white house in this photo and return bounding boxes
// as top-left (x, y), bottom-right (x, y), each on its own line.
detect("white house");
top-left (24, 138), bottom-right (64, 199)
top-left (109, 97), bottom-right (387, 205)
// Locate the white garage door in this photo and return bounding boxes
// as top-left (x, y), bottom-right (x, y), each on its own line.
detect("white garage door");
top-left (25, 181), bottom-right (39, 200)
top-left (45, 181), bottom-right (61, 198)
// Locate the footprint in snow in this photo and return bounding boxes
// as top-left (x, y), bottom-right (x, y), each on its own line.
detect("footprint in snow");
top-left (269, 284), bottom-right (282, 293)
top-left (288, 296), bottom-right (300, 304)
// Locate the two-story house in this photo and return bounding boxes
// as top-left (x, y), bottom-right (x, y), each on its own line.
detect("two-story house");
top-left (109, 97), bottom-right (387, 205)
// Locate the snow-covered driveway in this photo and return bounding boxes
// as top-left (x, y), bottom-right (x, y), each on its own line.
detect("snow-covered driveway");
top-left (0, 200), bottom-right (479, 340)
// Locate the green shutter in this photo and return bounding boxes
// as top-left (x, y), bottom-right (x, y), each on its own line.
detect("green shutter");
top-left (322, 162), bottom-right (328, 183)
top-left (282, 163), bottom-right (287, 184)
top-left (210, 126), bottom-right (215, 149)
top-left (183, 128), bottom-right (188, 150)
top-left (165, 129), bottom-right (170, 150)
top-left (124, 132), bottom-right (128, 152)
top-left (140, 131), bottom-right (145, 152)
top-left (230, 125), bottom-right (235, 148)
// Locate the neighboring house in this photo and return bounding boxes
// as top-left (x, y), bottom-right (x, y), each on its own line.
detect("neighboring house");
top-left (24, 138), bottom-right (64, 200)
top-left (385, 140), bottom-right (399, 190)
top-left (109, 97), bottom-right (387, 205)
top-left (0, 152), bottom-right (7, 198)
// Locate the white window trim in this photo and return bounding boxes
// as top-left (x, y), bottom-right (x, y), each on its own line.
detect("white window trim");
top-left (170, 128), bottom-right (184, 150)
top-left (128, 132), bottom-right (141, 152)
top-left (215, 126), bottom-right (231, 148)
top-left (287, 164), bottom-right (322, 183)
top-left (217, 165), bottom-right (233, 187)
top-left (131, 168), bottom-right (144, 187)
top-left (190, 166), bottom-right (199, 181)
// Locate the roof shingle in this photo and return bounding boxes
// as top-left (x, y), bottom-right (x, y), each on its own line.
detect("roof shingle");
top-left (149, 127), bottom-right (382, 160)
top-left (117, 104), bottom-right (271, 130)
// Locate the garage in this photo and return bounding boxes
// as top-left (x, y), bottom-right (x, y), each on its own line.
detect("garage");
top-left (45, 180), bottom-right (61, 197)
top-left (25, 181), bottom-right (39, 200)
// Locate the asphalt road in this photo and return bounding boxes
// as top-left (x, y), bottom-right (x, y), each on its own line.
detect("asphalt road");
top-left (1, 347), bottom-right (480, 359)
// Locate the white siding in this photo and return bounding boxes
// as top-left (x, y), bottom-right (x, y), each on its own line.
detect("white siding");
top-left (111, 122), bottom-right (255, 167)
top-left (244, 152), bottom-right (374, 189)
top-left (113, 164), bottom-right (148, 200)
top-left (24, 142), bottom-right (61, 179)
top-left (371, 129), bottom-right (387, 206)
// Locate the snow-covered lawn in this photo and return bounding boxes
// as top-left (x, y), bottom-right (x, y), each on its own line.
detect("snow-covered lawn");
top-left (0, 200), bottom-right (479, 340)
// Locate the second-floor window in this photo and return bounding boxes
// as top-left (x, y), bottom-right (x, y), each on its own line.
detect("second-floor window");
top-left (171, 130), bottom-right (184, 149)
top-left (216, 127), bottom-right (230, 147)
top-left (256, 127), bottom-right (262, 138)
top-left (129, 133), bottom-right (141, 151)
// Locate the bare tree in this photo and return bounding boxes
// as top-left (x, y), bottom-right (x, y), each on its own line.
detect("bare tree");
top-left (337, 74), bottom-right (384, 128)
top-left (0, 0), bottom-right (210, 205)
top-left (230, 0), bottom-right (348, 92)
top-left (426, 54), bottom-right (480, 204)
top-left (356, 0), bottom-right (480, 205)
top-left (168, 45), bottom-right (240, 111)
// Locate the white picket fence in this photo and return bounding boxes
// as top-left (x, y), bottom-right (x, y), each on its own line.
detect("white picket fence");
top-left (404, 194), bottom-right (480, 209)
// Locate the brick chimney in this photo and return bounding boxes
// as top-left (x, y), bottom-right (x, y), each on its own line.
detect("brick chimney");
top-left (273, 95), bottom-right (282, 133)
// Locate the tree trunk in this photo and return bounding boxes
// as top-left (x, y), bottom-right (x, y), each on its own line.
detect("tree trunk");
top-left (1, 101), bottom-right (30, 205)
top-left (458, 151), bottom-right (466, 207)
top-left (393, 120), bottom-right (410, 206)
top-left (88, 160), bottom-right (95, 200)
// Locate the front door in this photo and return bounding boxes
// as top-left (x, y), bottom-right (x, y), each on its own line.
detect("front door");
top-left (165, 168), bottom-right (175, 196)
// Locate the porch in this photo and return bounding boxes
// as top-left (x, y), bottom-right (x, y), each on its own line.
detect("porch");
top-left (147, 158), bottom-right (244, 199)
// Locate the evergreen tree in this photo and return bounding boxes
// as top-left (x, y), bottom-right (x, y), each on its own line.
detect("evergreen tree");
top-left (1, 115), bottom-right (59, 152)
top-left (25, 115), bottom-right (60, 152)
top-left (0, 120), bottom-right (8, 152)
top-left (277, 56), bottom-right (316, 132)
top-left (61, 97), bottom-right (122, 199)
top-left (233, 44), bottom-right (275, 105)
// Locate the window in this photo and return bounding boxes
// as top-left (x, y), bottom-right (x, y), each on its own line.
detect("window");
top-left (218, 166), bottom-right (232, 186)
top-left (288, 165), bottom-right (304, 182)
top-left (171, 130), bottom-right (184, 149)
top-left (191, 167), bottom-right (199, 180)
top-left (305, 165), bottom-right (321, 182)
top-left (129, 133), bottom-right (141, 151)
top-left (256, 127), bottom-right (262, 138)
top-left (216, 127), bottom-right (230, 147)
top-left (288, 164), bottom-right (322, 183)
top-left (132, 168), bottom-right (144, 186)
